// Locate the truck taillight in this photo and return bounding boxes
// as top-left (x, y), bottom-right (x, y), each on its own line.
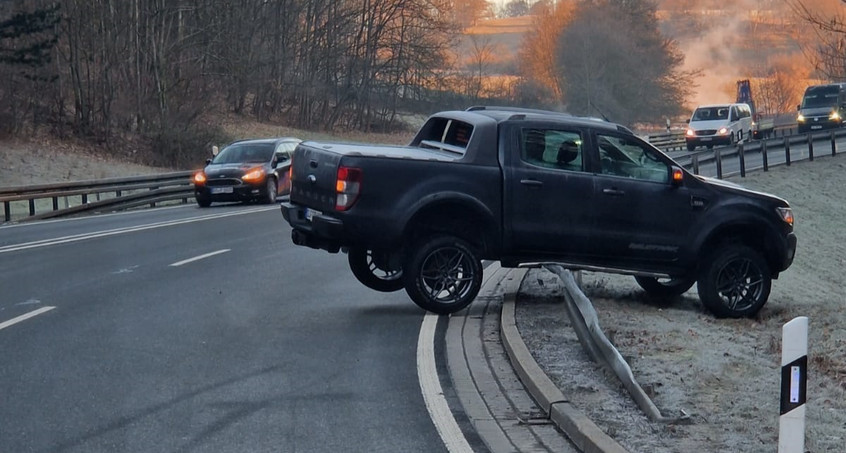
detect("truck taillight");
top-left (335, 166), bottom-right (362, 211)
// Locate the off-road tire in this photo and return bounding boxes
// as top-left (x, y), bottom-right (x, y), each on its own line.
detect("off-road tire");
top-left (697, 244), bottom-right (771, 318)
top-left (403, 235), bottom-right (482, 315)
top-left (348, 248), bottom-right (404, 292)
top-left (634, 276), bottom-right (696, 298)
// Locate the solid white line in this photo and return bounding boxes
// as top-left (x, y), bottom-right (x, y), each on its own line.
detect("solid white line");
top-left (418, 313), bottom-right (474, 453)
top-left (169, 249), bottom-right (231, 267)
top-left (0, 207), bottom-right (271, 254)
top-left (0, 306), bottom-right (56, 331)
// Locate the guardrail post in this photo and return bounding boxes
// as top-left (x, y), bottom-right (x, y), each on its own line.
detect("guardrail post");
top-left (762, 140), bottom-right (769, 171)
top-left (715, 148), bottom-right (723, 179)
top-left (807, 134), bottom-right (814, 161)
top-left (784, 137), bottom-right (791, 166)
top-left (52, 197), bottom-right (58, 211)
top-left (691, 153), bottom-right (700, 175)
top-left (738, 143), bottom-right (745, 177)
top-left (29, 199), bottom-right (35, 216)
top-left (82, 194), bottom-right (88, 204)
top-left (779, 316), bottom-right (808, 453)
top-left (4, 201), bottom-right (10, 222)
top-left (832, 131), bottom-right (837, 156)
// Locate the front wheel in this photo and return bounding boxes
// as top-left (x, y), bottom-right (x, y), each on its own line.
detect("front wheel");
top-left (263, 177), bottom-right (277, 204)
top-left (697, 244), bottom-right (771, 318)
top-left (403, 235), bottom-right (483, 314)
top-left (634, 276), bottom-right (695, 298)
top-left (348, 248), bottom-right (404, 292)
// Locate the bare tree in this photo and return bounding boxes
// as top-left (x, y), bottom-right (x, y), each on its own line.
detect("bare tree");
top-left (787, 0), bottom-right (846, 80)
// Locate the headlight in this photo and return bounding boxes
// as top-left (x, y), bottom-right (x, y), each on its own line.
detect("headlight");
top-left (776, 207), bottom-right (794, 226)
top-left (718, 127), bottom-right (729, 135)
top-left (685, 129), bottom-right (695, 137)
top-left (242, 167), bottom-right (266, 182)
top-left (830, 111), bottom-right (841, 121)
top-left (797, 113), bottom-right (805, 122)
top-left (193, 172), bottom-right (207, 184)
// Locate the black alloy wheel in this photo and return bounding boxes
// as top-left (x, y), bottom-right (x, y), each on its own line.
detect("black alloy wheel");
top-left (348, 248), bottom-right (404, 292)
top-left (403, 235), bottom-right (482, 315)
top-left (697, 244), bottom-right (771, 318)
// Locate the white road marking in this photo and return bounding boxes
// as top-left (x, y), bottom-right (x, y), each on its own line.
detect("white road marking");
top-left (170, 249), bottom-right (231, 267)
top-left (0, 207), bottom-right (271, 254)
top-left (418, 312), bottom-right (474, 453)
top-left (0, 306), bottom-right (56, 331)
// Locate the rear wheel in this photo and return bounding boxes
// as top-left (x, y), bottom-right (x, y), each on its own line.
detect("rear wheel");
top-left (697, 244), bottom-right (771, 318)
top-left (634, 276), bottom-right (695, 298)
top-left (196, 195), bottom-right (211, 208)
top-left (348, 248), bottom-right (404, 292)
top-left (403, 235), bottom-right (482, 315)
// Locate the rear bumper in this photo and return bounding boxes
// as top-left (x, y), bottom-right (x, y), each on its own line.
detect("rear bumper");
top-left (281, 202), bottom-right (344, 253)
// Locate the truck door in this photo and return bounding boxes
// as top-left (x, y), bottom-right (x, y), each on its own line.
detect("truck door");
top-left (504, 126), bottom-right (596, 258)
top-left (591, 132), bottom-right (696, 265)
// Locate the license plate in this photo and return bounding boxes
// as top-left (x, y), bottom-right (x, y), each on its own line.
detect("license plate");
top-left (811, 125), bottom-right (822, 130)
top-left (211, 187), bottom-right (234, 194)
top-left (305, 208), bottom-right (321, 221)
top-left (700, 137), bottom-right (712, 142)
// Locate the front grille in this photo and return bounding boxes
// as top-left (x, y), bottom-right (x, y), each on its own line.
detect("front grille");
top-left (696, 130), bottom-right (717, 136)
top-left (206, 178), bottom-right (241, 187)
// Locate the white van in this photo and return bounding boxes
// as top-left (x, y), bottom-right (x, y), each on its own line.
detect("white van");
top-left (684, 103), bottom-right (753, 151)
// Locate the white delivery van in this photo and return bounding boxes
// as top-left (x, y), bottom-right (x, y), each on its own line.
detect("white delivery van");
top-left (684, 103), bottom-right (753, 151)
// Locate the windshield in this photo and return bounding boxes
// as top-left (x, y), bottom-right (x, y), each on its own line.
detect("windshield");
top-left (212, 143), bottom-right (274, 164)
top-left (691, 107), bottom-right (729, 121)
top-left (801, 89), bottom-right (840, 109)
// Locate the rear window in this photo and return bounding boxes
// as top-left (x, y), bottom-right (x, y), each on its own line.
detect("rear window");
top-left (417, 118), bottom-right (474, 154)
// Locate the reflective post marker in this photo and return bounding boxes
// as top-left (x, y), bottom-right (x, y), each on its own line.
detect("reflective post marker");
top-left (779, 316), bottom-right (808, 453)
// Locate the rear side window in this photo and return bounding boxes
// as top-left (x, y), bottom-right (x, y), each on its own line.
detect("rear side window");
top-left (417, 118), bottom-right (474, 154)
top-left (520, 128), bottom-right (584, 172)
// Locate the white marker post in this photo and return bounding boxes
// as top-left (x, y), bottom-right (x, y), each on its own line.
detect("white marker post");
top-left (778, 316), bottom-right (808, 453)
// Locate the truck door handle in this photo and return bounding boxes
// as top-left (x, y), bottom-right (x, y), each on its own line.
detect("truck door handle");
top-left (520, 179), bottom-right (543, 187)
top-left (602, 187), bottom-right (625, 196)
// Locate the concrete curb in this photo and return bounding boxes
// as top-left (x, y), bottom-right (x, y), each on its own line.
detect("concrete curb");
top-left (498, 267), bottom-right (630, 453)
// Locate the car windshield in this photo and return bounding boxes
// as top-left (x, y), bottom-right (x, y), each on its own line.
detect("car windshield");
top-left (801, 91), bottom-right (839, 109)
top-left (692, 107), bottom-right (729, 121)
top-left (212, 143), bottom-right (275, 164)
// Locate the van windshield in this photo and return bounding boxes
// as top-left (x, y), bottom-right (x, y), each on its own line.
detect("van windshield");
top-left (692, 107), bottom-right (729, 121)
top-left (801, 89), bottom-right (840, 109)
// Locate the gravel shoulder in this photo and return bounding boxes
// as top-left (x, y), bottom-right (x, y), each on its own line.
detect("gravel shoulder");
top-left (517, 153), bottom-right (846, 452)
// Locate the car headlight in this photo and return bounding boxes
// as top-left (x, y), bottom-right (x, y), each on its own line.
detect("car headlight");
top-left (685, 129), bottom-right (695, 137)
top-left (193, 172), bottom-right (207, 184)
top-left (242, 167), bottom-right (266, 182)
top-left (718, 127), bottom-right (729, 135)
top-left (797, 113), bottom-right (805, 122)
top-left (830, 111), bottom-right (841, 121)
top-left (776, 207), bottom-right (794, 226)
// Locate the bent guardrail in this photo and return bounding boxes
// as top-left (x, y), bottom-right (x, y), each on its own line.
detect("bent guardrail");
top-left (1, 171), bottom-right (194, 222)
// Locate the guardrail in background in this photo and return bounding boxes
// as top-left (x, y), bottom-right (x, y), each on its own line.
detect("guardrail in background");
top-left (646, 123), bottom-right (796, 153)
top-left (2, 128), bottom-right (844, 223)
top-left (0, 171), bottom-right (194, 223)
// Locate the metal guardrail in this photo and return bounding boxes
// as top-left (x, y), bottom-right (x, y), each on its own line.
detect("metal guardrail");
top-left (0, 171), bottom-right (195, 223)
top-left (3, 127), bottom-right (844, 223)
top-left (646, 123), bottom-right (797, 153)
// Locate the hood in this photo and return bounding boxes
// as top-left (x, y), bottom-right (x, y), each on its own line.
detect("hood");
top-left (799, 106), bottom-right (836, 116)
top-left (688, 118), bottom-right (731, 130)
top-left (696, 175), bottom-right (788, 205)
top-left (204, 163), bottom-right (263, 178)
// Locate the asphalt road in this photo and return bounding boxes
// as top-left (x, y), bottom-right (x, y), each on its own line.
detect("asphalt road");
top-left (0, 205), bottom-right (452, 452)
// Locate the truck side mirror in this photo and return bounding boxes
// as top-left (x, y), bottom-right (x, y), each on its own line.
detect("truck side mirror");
top-left (670, 166), bottom-right (684, 187)
top-left (212, 145), bottom-right (219, 156)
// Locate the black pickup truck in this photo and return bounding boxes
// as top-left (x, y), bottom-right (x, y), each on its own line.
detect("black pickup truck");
top-left (281, 107), bottom-right (796, 318)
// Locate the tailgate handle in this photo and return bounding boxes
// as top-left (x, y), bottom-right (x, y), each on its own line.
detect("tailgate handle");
top-left (520, 179), bottom-right (543, 187)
